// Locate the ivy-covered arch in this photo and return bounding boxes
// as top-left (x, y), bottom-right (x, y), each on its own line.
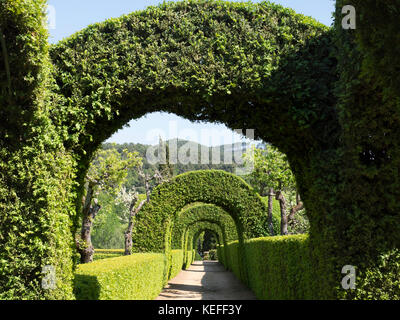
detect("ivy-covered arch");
top-left (49, 0), bottom-right (334, 162)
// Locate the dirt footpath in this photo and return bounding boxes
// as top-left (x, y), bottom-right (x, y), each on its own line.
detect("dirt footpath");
top-left (156, 261), bottom-right (257, 300)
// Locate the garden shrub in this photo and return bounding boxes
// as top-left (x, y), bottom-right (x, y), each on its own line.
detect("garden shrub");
top-left (331, 0), bottom-right (400, 299)
top-left (186, 222), bottom-right (224, 252)
top-left (94, 249), bottom-right (124, 254)
top-left (132, 170), bottom-right (271, 282)
top-left (244, 235), bottom-right (315, 299)
top-left (209, 249), bottom-right (218, 261)
top-left (182, 220), bottom-right (226, 268)
top-left (217, 245), bottom-right (224, 265)
top-left (172, 203), bottom-right (242, 270)
top-left (74, 253), bottom-right (165, 300)
top-left (1, 0), bottom-right (337, 299)
top-left (168, 249), bottom-right (184, 280)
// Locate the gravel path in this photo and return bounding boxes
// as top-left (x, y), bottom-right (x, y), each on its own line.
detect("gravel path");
top-left (155, 261), bottom-right (257, 300)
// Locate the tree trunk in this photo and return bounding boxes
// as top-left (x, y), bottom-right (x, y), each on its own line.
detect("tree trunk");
top-left (268, 188), bottom-right (275, 235)
top-left (276, 190), bottom-right (288, 235)
top-left (78, 184), bottom-right (101, 263)
top-left (124, 200), bottom-right (146, 255)
top-left (289, 192), bottom-right (303, 221)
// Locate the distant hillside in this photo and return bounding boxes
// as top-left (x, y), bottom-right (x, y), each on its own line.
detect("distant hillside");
top-left (101, 139), bottom-right (261, 194)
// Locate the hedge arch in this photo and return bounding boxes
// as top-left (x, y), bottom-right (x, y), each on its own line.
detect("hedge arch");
top-left (130, 170), bottom-right (269, 285)
top-left (171, 203), bottom-right (239, 250)
top-left (182, 217), bottom-right (229, 269)
top-left (184, 221), bottom-right (225, 266)
top-left (131, 170), bottom-right (270, 251)
top-left (2, 0), bottom-right (400, 299)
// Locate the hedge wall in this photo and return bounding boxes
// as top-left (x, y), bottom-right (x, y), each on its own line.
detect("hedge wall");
top-left (222, 241), bottom-right (242, 281)
top-left (219, 235), bottom-right (316, 299)
top-left (76, 249), bottom-right (187, 299)
top-left (186, 221), bottom-right (224, 251)
top-left (1, 0), bottom-right (336, 299)
top-left (93, 249), bottom-right (124, 261)
top-left (246, 235), bottom-right (314, 299)
top-left (0, 0), bottom-right (77, 299)
top-left (74, 253), bottom-right (165, 300)
top-left (331, 0), bottom-right (400, 299)
top-left (182, 249), bottom-right (196, 269)
top-left (168, 249), bottom-right (184, 280)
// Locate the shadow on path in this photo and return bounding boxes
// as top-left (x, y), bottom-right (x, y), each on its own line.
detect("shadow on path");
top-left (155, 261), bottom-right (256, 300)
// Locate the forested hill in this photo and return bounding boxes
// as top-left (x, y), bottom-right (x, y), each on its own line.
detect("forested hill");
top-left (101, 139), bottom-right (262, 194)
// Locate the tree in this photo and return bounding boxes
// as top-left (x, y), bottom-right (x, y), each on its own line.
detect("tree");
top-left (91, 191), bottom-right (126, 249)
top-left (117, 158), bottom-right (172, 255)
top-left (76, 148), bottom-right (142, 263)
top-left (138, 167), bottom-right (163, 203)
top-left (158, 137), bottom-right (174, 181)
top-left (116, 187), bottom-right (146, 255)
top-left (244, 146), bottom-right (297, 235)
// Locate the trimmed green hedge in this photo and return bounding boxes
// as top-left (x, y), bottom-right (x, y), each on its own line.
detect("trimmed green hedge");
top-left (195, 251), bottom-right (202, 261)
top-left (245, 235), bottom-right (315, 299)
top-left (74, 253), bottom-right (165, 300)
top-left (1, 0), bottom-right (337, 299)
top-left (168, 250), bottom-right (184, 280)
top-left (219, 235), bottom-right (316, 299)
top-left (331, 0), bottom-right (400, 299)
top-left (0, 0), bottom-right (77, 300)
top-left (222, 241), bottom-right (242, 280)
top-left (217, 245), bottom-right (224, 265)
top-left (93, 249), bottom-right (124, 261)
top-left (75, 249), bottom-right (192, 300)
top-left (183, 250), bottom-right (196, 269)
top-left (94, 249), bottom-right (124, 254)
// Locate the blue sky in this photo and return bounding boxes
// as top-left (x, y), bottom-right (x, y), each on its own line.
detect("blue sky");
top-left (48, 0), bottom-right (335, 146)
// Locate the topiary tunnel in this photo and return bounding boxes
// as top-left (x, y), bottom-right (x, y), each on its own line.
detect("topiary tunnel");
top-left (1, 0), bottom-right (399, 299)
top-left (184, 221), bottom-right (241, 276)
top-left (131, 170), bottom-right (271, 253)
top-left (170, 202), bottom-right (250, 280)
top-left (184, 221), bottom-right (225, 264)
top-left (171, 203), bottom-right (239, 250)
